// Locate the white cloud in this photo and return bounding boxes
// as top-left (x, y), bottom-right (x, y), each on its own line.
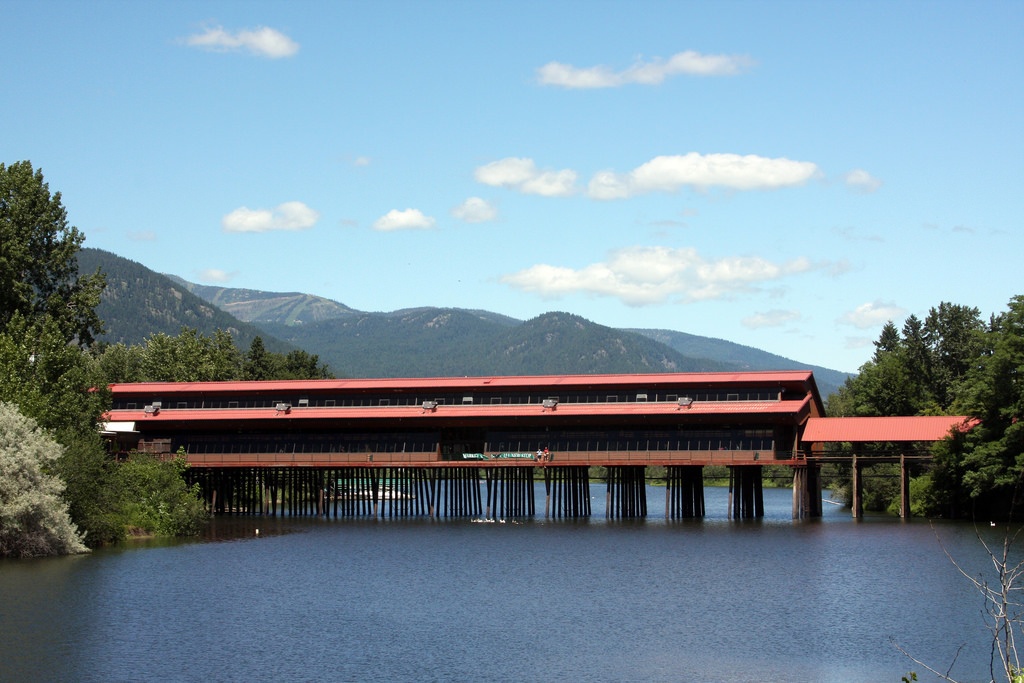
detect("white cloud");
top-left (844, 169), bottom-right (882, 193)
top-left (742, 309), bottom-right (801, 329)
top-left (353, 156), bottom-right (371, 167)
top-left (839, 301), bottom-right (907, 329)
top-left (588, 153), bottom-right (820, 199)
top-left (198, 268), bottom-right (234, 283)
top-left (537, 50), bottom-right (754, 89)
top-left (476, 153), bottom-right (815, 200)
top-left (474, 158), bottom-right (577, 197)
top-left (373, 208), bottom-right (436, 231)
top-left (184, 25), bottom-right (299, 58)
top-left (452, 197), bottom-right (497, 223)
top-left (585, 170), bottom-right (632, 200)
top-left (222, 201), bottom-right (320, 233)
top-left (501, 246), bottom-right (821, 306)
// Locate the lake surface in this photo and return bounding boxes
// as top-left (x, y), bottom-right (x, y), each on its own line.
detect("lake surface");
top-left (0, 485), bottom-right (1017, 682)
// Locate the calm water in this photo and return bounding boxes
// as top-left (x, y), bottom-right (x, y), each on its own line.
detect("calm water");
top-left (0, 485), bottom-right (1017, 683)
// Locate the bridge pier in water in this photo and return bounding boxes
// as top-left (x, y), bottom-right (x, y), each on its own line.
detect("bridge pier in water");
top-left (605, 466), bottom-right (648, 519)
top-left (484, 467), bottom-right (534, 519)
top-left (185, 464), bottom-right (805, 522)
top-left (665, 466), bottom-right (705, 519)
top-left (728, 466), bottom-right (764, 519)
top-left (543, 466), bottom-right (591, 519)
top-left (791, 463), bottom-right (822, 519)
top-left (850, 454), bottom-right (913, 520)
top-left (187, 466), bottom-right (484, 519)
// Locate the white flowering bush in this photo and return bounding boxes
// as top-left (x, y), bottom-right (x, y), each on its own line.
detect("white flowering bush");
top-left (0, 402), bottom-right (87, 557)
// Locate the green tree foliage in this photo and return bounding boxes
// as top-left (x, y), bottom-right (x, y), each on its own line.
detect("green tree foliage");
top-left (243, 336), bottom-right (273, 380)
top-left (243, 336), bottom-right (330, 380)
top-left (829, 297), bottom-right (1022, 518)
top-left (93, 342), bottom-right (147, 384)
top-left (929, 296), bottom-right (1024, 518)
top-left (0, 161), bottom-right (212, 549)
top-left (278, 349), bottom-right (332, 380)
top-left (54, 430), bottom-right (125, 547)
top-left (114, 450), bottom-right (207, 537)
top-left (97, 329), bottom-right (332, 383)
top-left (924, 302), bottom-right (985, 409)
top-left (0, 402), bottom-right (88, 557)
top-left (0, 316), bottom-right (206, 546)
top-left (0, 312), bottom-right (109, 437)
top-left (901, 315), bottom-right (931, 391)
top-left (830, 301), bottom-right (984, 418)
top-left (0, 161), bottom-right (105, 346)
top-left (140, 327), bottom-right (242, 382)
top-left (873, 320), bottom-right (901, 359)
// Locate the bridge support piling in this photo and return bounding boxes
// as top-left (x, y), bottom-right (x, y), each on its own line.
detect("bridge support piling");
top-left (899, 454), bottom-right (910, 519)
top-left (433, 468), bottom-right (482, 518)
top-left (791, 464), bottom-right (822, 519)
top-left (666, 466), bottom-right (705, 519)
top-left (484, 467), bottom-right (535, 519)
top-left (545, 466), bottom-right (590, 519)
top-left (543, 475), bottom-right (550, 517)
top-left (852, 455), bottom-right (863, 519)
top-left (792, 467), bottom-right (804, 519)
top-left (728, 466), bottom-right (764, 519)
top-left (606, 466), bottom-right (647, 519)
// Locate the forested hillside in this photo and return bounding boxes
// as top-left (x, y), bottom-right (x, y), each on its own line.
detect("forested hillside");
top-left (632, 328), bottom-right (849, 393)
top-left (77, 249), bottom-right (294, 354)
top-left (78, 248), bottom-right (848, 395)
top-left (168, 277), bottom-right (358, 325)
top-left (261, 309), bottom-right (731, 379)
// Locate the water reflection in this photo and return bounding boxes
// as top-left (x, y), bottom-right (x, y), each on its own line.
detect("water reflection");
top-left (0, 486), bottom-right (1018, 683)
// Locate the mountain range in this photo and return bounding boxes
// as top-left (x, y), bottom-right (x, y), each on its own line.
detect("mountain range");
top-left (78, 248), bottom-right (850, 397)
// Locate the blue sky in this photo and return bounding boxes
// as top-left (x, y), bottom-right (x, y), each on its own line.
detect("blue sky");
top-left (3, 0), bottom-right (1020, 373)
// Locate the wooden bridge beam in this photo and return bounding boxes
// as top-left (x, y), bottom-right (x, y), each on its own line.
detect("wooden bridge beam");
top-left (852, 454), bottom-right (863, 519)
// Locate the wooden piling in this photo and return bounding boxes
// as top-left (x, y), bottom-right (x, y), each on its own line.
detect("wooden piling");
top-left (900, 453), bottom-right (910, 519)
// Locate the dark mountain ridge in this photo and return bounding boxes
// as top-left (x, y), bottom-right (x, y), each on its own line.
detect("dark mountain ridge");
top-left (78, 248), bottom-right (849, 396)
top-left (77, 249), bottom-right (295, 354)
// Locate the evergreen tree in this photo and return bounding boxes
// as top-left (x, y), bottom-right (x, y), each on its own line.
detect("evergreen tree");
top-left (826, 298), bottom-right (1019, 516)
top-left (929, 296), bottom-right (1024, 517)
top-left (923, 302), bottom-right (984, 409)
top-left (0, 161), bottom-right (105, 345)
top-left (244, 336), bottom-right (273, 380)
top-left (209, 329), bottom-right (243, 380)
top-left (280, 349), bottom-right (332, 380)
top-left (901, 314), bottom-right (934, 410)
top-left (0, 162), bottom-right (210, 548)
top-left (873, 320), bottom-right (901, 361)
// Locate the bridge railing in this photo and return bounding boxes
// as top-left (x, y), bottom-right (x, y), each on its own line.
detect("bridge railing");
top-left (180, 449), bottom-right (796, 467)
top-left (548, 449), bottom-right (790, 465)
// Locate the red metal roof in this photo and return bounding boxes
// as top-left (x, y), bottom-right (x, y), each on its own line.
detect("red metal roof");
top-left (107, 395), bottom-right (812, 424)
top-left (801, 416), bottom-right (972, 443)
top-left (108, 370), bottom-right (817, 395)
